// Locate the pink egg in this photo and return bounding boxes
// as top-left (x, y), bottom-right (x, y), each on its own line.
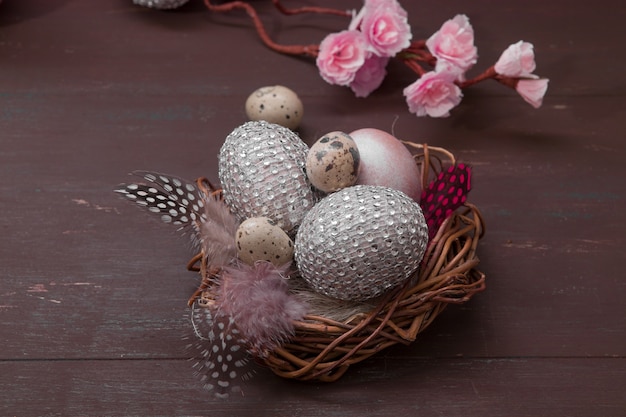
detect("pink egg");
top-left (349, 128), bottom-right (422, 202)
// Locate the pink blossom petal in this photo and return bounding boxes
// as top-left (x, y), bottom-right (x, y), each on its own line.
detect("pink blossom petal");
top-left (403, 71), bottom-right (463, 118)
top-left (357, 0), bottom-right (412, 57)
top-left (516, 78), bottom-right (549, 108)
top-left (350, 56), bottom-right (390, 97)
top-left (495, 40), bottom-right (537, 77)
top-left (426, 14), bottom-right (478, 74)
top-left (316, 30), bottom-right (370, 86)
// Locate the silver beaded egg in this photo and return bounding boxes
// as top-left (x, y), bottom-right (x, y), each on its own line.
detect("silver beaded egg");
top-left (132, 0), bottom-right (189, 9)
top-left (218, 121), bottom-right (320, 235)
top-left (294, 185), bottom-right (428, 301)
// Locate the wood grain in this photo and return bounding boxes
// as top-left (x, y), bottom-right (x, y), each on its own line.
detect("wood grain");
top-left (1, 358), bottom-right (623, 416)
top-left (1, 0), bottom-right (624, 415)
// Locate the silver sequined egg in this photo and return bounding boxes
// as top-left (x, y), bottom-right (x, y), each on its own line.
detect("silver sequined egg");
top-left (295, 185), bottom-right (428, 301)
top-left (132, 0), bottom-right (189, 9)
top-left (305, 131), bottom-right (360, 193)
top-left (218, 121), bottom-right (320, 234)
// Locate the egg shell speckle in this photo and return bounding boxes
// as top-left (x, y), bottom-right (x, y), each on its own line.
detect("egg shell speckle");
top-left (245, 85), bottom-right (304, 130)
top-left (350, 128), bottom-right (422, 202)
top-left (306, 131), bottom-right (360, 193)
top-left (236, 217), bottom-right (294, 266)
top-left (295, 185), bottom-right (429, 301)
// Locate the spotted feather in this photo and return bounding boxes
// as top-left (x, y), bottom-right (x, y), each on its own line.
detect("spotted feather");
top-left (188, 300), bottom-right (255, 399)
top-left (115, 171), bottom-right (209, 242)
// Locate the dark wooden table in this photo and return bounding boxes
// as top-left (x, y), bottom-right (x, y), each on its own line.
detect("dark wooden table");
top-left (1, 1), bottom-right (624, 416)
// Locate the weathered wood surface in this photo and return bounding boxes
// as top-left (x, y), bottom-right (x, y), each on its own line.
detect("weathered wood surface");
top-left (1, 1), bottom-right (624, 416)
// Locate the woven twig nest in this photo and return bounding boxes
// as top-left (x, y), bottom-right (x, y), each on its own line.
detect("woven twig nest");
top-left (190, 143), bottom-right (485, 382)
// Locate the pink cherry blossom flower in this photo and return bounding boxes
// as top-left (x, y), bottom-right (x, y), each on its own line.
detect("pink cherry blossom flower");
top-left (516, 78), bottom-right (549, 108)
top-left (350, 55), bottom-right (390, 97)
top-left (350, 0), bottom-right (412, 57)
top-left (426, 14), bottom-right (478, 75)
top-left (403, 70), bottom-right (463, 117)
top-left (317, 30), bottom-right (370, 86)
top-left (495, 41), bottom-right (537, 77)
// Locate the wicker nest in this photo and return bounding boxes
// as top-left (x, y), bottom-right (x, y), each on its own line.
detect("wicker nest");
top-left (189, 143), bottom-right (485, 382)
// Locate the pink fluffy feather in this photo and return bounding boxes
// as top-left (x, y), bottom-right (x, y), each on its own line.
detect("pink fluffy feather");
top-left (197, 194), bottom-right (240, 270)
top-left (215, 261), bottom-right (308, 357)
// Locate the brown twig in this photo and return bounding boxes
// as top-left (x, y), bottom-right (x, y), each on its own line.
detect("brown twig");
top-left (203, 1), bottom-right (528, 96)
top-left (456, 65), bottom-right (524, 93)
top-left (403, 58), bottom-right (427, 76)
top-left (271, 0), bottom-right (351, 17)
top-left (204, 0), bottom-right (320, 57)
top-left (458, 66), bottom-right (497, 88)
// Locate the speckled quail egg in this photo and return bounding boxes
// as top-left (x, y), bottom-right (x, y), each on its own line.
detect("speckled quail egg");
top-left (295, 185), bottom-right (428, 301)
top-left (305, 131), bottom-right (360, 193)
top-left (236, 217), bottom-right (294, 266)
top-left (218, 120), bottom-right (320, 235)
top-left (245, 85), bottom-right (304, 130)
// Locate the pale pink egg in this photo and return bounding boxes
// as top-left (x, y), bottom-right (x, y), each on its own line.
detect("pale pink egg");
top-left (349, 128), bottom-right (422, 201)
